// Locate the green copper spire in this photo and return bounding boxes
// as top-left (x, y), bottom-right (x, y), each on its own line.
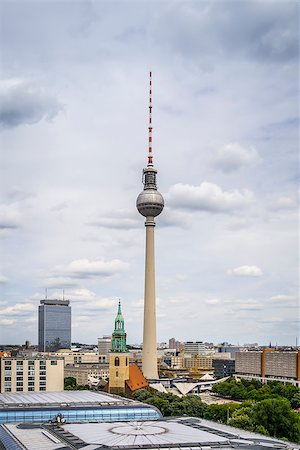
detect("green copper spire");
top-left (111, 300), bottom-right (127, 352)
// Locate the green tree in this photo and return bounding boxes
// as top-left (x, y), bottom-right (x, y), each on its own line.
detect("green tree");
top-left (291, 392), bottom-right (300, 409)
top-left (252, 398), bottom-right (300, 442)
top-left (64, 377), bottom-right (77, 389)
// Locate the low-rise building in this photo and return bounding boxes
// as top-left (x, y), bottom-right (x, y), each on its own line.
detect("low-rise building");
top-left (65, 363), bottom-right (109, 386)
top-left (0, 356), bottom-right (64, 393)
top-left (43, 351), bottom-right (101, 365)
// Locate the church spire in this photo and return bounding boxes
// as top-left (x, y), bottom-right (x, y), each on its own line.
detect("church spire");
top-left (111, 300), bottom-right (127, 352)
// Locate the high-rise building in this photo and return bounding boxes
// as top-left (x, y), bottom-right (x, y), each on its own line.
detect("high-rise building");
top-left (136, 72), bottom-right (164, 380)
top-left (38, 299), bottom-right (71, 352)
top-left (108, 301), bottom-right (129, 393)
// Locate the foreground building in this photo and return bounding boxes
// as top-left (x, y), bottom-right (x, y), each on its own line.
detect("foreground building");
top-left (235, 349), bottom-right (300, 386)
top-left (0, 411), bottom-right (296, 449)
top-left (0, 356), bottom-right (64, 393)
top-left (38, 298), bottom-right (71, 352)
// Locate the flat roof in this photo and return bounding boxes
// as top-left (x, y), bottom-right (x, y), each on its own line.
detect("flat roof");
top-left (0, 390), bottom-right (133, 408)
top-left (3, 417), bottom-right (297, 450)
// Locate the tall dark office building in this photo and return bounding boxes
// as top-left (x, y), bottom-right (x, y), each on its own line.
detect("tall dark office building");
top-left (38, 299), bottom-right (71, 352)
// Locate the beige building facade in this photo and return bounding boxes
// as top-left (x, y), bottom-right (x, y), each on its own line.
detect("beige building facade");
top-left (65, 363), bottom-right (109, 386)
top-left (235, 350), bottom-right (300, 386)
top-left (109, 353), bottom-right (129, 393)
top-left (42, 351), bottom-right (100, 365)
top-left (0, 357), bottom-right (64, 393)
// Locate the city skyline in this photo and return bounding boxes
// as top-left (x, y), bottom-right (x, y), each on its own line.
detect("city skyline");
top-left (0, 1), bottom-right (298, 346)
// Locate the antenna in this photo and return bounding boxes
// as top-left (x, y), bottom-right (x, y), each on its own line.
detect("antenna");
top-left (45, 288), bottom-right (48, 299)
top-left (148, 71), bottom-right (153, 167)
top-left (63, 289), bottom-right (65, 301)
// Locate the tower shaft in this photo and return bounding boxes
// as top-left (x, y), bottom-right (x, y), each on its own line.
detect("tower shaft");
top-left (142, 218), bottom-right (158, 379)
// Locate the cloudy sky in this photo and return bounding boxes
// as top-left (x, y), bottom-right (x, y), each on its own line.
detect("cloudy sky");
top-left (0, 0), bottom-right (298, 346)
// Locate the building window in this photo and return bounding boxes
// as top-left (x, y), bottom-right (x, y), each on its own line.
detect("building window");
top-left (4, 361), bottom-right (11, 366)
top-left (115, 357), bottom-right (120, 367)
top-left (16, 360), bottom-right (23, 366)
top-left (28, 360), bottom-right (35, 366)
top-left (126, 357), bottom-right (128, 366)
top-left (51, 360), bottom-right (57, 365)
top-left (28, 387), bottom-right (35, 391)
top-left (28, 376), bottom-right (35, 381)
top-left (16, 376), bottom-right (23, 381)
top-left (116, 371), bottom-right (118, 377)
top-left (16, 387), bottom-right (23, 391)
top-left (40, 387), bottom-right (46, 391)
top-left (5, 387), bottom-right (11, 392)
top-left (16, 382), bottom-right (23, 387)
top-left (4, 376), bottom-right (11, 381)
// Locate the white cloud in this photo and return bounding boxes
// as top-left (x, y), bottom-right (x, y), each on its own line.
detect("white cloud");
top-left (166, 182), bottom-right (254, 213)
top-left (212, 143), bottom-right (262, 172)
top-left (0, 319), bottom-right (16, 326)
top-left (0, 274), bottom-right (8, 284)
top-left (270, 196), bottom-right (298, 211)
top-left (227, 265), bottom-right (263, 277)
top-left (0, 203), bottom-right (22, 230)
top-left (205, 298), bottom-right (220, 305)
top-left (0, 303), bottom-right (35, 316)
top-left (270, 294), bottom-right (296, 302)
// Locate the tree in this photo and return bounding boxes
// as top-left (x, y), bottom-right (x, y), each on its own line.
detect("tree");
top-left (64, 377), bottom-right (77, 389)
top-left (252, 398), bottom-right (300, 442)
top-left (291, 392), bottom-right (300, 409)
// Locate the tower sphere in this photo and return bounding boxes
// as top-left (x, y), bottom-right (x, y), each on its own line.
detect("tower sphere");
top-left (136, 189), bottom-right (164, 217)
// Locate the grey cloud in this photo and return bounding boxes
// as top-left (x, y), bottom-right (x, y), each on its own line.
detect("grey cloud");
top-left (49, 258), bottom-right (129, 280)
top-left (153, 2), bottom-right (298, 63)
top-left (212, 143), bottom-right (262, 173)
top-left (0, 79), bottom-right (63, 128)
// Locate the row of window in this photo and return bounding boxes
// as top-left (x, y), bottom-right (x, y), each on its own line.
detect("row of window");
top-left (0, 407), bottom-right (161, 423)
top-left (4, 360), bottom-right (57, 366)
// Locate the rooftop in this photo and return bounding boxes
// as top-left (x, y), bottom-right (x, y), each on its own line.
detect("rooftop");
top-left (0, 390), bottom-right (132, 409)
top-left (1, 417), bottom-right (298, 450)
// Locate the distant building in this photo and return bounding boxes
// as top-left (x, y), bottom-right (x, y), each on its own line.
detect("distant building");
top-left (108, 302), bottom-right (129, 393)
top-left (217, 343), bottom-right (241, 359)
top-left (235, 349), bottom-right (300, 386)
top-left (98, 336), bottom-right (112, 363)
top-left (213, 358), bottom-right (235, 379)
top-left (168, 338), bottom-right (183, 351)
top-left (184, 341), bottom-right (206, 355)
top-left (65, 363), bottom-right (109, 386)
top-left (0, 356), bottom-right (64, 393)
top-left (38, 299), bottom-right (71, 352)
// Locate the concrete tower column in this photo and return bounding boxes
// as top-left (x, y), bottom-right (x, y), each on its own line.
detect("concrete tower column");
top-left (142, 217), bottom-right (158, 379)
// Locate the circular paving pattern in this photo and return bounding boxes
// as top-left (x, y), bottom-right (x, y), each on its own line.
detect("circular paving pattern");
top-left (110, 422), bottom-right (167, 436)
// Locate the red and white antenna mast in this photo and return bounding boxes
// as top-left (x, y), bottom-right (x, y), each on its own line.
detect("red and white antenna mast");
top-left (148, 71), bottom-right (153, 167)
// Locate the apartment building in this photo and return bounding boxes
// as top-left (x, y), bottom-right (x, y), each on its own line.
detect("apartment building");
top-left (235, 349), bottom-right (300, 386)
top-left (0, 357), bottom-right (64, 393)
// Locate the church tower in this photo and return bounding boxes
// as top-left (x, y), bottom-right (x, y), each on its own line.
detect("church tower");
top-left (108, 301), bottom-right (130, 393)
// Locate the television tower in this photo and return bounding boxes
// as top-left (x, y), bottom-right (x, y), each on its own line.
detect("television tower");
top-left (136, 72), bottom-right (164, 379)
